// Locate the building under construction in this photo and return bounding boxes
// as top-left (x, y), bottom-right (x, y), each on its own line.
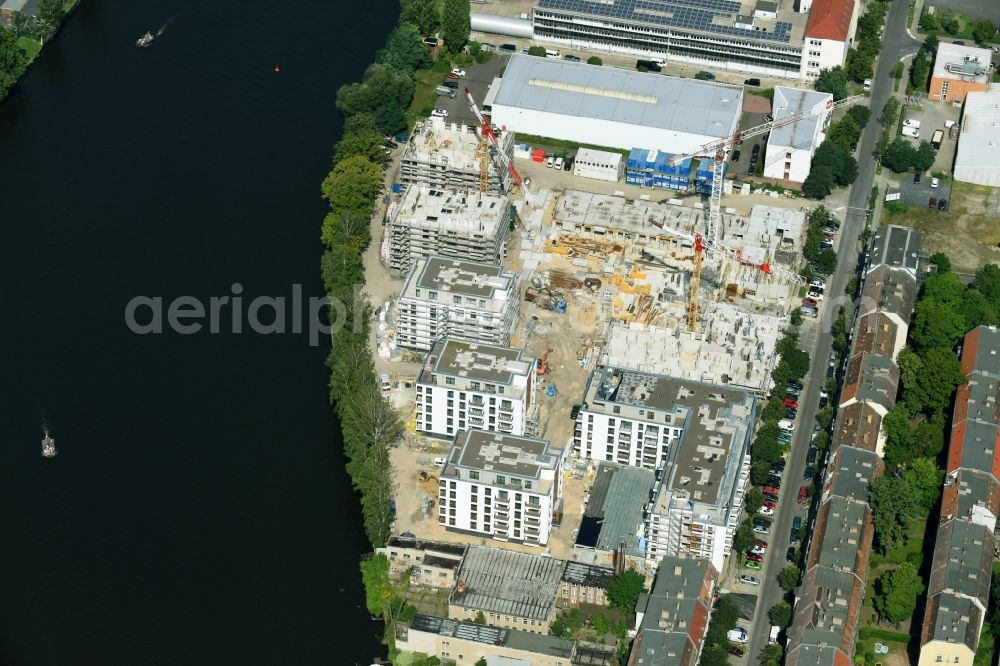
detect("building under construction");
top-left (399, 118), bottom-right (515, 195)
top-left (383, 186), bottom-right (512, 275)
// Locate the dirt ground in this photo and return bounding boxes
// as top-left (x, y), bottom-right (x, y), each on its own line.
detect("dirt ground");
top-left (884, 180), bottom-right (1000, 274)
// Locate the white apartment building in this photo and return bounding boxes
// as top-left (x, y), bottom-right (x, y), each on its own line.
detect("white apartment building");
top-left (800, 0), bottom-right (859, 81)
top-left (764, 87), bottom-right (833, 183)
top-left (383, 186), bottom-right (512, 275)
top-left (395, 256), bottom-right (520, 351)
top-left (438, 429), bottom-right (565, 546)
top-left (573, 367), bottom-right (756, 571)
top-left (416, 338), bottom-right (538, 440)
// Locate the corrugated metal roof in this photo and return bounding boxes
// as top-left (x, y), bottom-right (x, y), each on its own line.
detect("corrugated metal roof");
top-left (493, 55), bottom-right (743, 141)
top-left (451, 546), bottom-right (562, 620)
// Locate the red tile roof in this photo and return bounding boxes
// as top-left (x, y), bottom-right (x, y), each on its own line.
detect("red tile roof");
top-left (805, 0), bottom-right (855, 42)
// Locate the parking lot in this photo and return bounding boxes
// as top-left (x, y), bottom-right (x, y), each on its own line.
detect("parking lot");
top-left (430, 54), bottom-right (509, 126)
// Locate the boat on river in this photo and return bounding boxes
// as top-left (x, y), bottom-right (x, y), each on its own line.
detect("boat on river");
top-left (42, 433), bottom-right (57, 458)
top-left (136, 31), bottom-right (154, 47)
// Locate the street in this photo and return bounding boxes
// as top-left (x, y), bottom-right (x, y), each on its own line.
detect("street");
top-left (741, 1), bottom-right (921, 661)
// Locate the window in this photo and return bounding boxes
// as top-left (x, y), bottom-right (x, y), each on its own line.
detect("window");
top-left (446, 377), bottom-right (455, 385)
top-left (470, 470), bottom-right (479, 480)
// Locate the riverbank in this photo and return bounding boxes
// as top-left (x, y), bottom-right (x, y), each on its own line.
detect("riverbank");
top-left (0, 0), bottom-right (79, 101)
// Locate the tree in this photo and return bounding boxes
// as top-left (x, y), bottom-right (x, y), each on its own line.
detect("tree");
top-left (0, 26), bottom-right (29, 100)
top-left (700, 646), bottom-right (731, 666)
top-left (974, 264), bottom-right (1000, 312)
top-left (400, 0), bottom-right (438, 33)
top-left (377, 23), bottom-right (431, 72)
top-left (911, 48), bottom-right (932, 91)
top-left (527, 46), bottom-right (546, 57)
top-left (769, 602), bottom-right (793, 628)
top-left (587, 56), bottom-right (603, 65)
top-left (442, 0), bottom-right (470, 54)
top-left (334, 128), bottom-right (389, 167)
top-left (837, 154), bottom-right (859, 186)
top-left (898, 346), bottom-right (966, 416)
top-left (474, 611), bottom-right (487, 625)
top-left (882, 404), bottom-right (915, 467)
top-left (882, 138), bottom-right (915, 173)
top-left (845, 47), bottom-right (875, 83)
top-left (37, 0), bottom-right (65, 26)
top-left (814, 66), bottom-right (849, 100)
top-left (925, 32), bottom-right (939, 50)
top-left (790, 307), bottom-right (803, 326)
top-left (973, 20), bottom-right (995, 46)
top-left (778, 565), bottom-right (800, 592)
top-left (321, 155), bottom-right (384, 217)
top-left (816, 249), bottom-right (838, 274)
top-left (941, 11), bottom-right (961, 36)
top-left (875, 563), bottom-right (924, 623)
top-left (913, 412), bottom-right (947, 459)
top-left (734, 521), bottom-right (756, 556)
top-left (913, 141), bottom-right (937, 173)
top-left (360, 554), bottom-right (392, 616)
top-left (474, 659), bottom-right (488, 666)
top-left (870, 476), bottom-right (919, 554)
top-left (903, 457), bottom-right (944, 511)
top-left (802, 165), bottom-right (835, 199)
top-left (746, 487), bottom-right (765, 514)
top-left (930, 252), bottom-right (952, 273)
top-left (847, 105), bottom-right (871, 128)
top-left (336, 63), bottom-right (415, 135)
top-left (607, 568), bottom-right (646, 610)
top-left (759, 644), bottom-right (784, 666)
top-left (961, 288), bottom-right (997, 330)
top-left (828, 115), bottom-right (861, 154)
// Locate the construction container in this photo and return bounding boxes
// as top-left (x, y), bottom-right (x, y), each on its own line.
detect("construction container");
top-left (532, 148), bottom-right (545, 162)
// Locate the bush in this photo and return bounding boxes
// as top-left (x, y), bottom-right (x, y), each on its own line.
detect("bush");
top-left (587, 56), bottom-right (602, 66)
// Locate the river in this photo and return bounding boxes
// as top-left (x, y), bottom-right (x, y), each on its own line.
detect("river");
top-left (0, 2), bottom-right (397, 664)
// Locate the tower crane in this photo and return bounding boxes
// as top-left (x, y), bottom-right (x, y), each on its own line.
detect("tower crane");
top-left (464, 88), bottom-right (527, 195)
top-left (668, 94), bottom-right (865, 250)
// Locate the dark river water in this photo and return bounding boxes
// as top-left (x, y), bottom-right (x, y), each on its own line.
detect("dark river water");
top-left (0, 2), bottom-right (397, 664)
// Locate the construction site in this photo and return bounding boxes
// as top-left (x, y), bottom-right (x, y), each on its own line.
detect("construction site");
top-left (372, 75), bottom-right (816, 565)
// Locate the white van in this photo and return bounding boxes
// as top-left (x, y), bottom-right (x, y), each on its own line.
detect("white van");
top-left (545, 49), bottom-right (561, 59)
top-left (778, 419), bottom-right (795, 432)
top-left (901, 126), bottom-right (920, 139)
top-left (904, 118), bottom-right (921, 129)
top-left (769, 625), bottom-right (781, 644)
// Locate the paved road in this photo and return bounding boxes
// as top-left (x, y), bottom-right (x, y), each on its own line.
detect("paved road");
top-left (927, 0), bottom-right (1000, 25)
top-left (742, 2), bottom-right (921, 661)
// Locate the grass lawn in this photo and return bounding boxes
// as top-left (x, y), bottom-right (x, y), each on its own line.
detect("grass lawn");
top-left (862, 512), bottom-right (930, 628)
top-left (405, 58), bottom-right (452, 128)
top-left (16, 37), bottom-right (42, 61)
top-left (513, 133), bottom-right (630, 160)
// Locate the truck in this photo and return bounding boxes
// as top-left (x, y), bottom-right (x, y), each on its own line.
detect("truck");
top-left (931, 129), bottom-right (944, 149)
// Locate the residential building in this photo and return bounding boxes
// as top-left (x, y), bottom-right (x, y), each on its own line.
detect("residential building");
top-left (629, 556), bottom-right (717, 666)
top-left (397, 613), bottom-right (574, 666)
top-left (383, 186), bottom-right (512, 275)
top-left (530, 0), bottom-right (810, 80)
top-left (788, 225), bottom-right (921, 666)
top-left (954, 87), bottom-right (1000, 187)
top-left (490, 55), bottom-right (743, 156)
top-left (573, 147), bottom-right (625, 183)
top-left (559, 561), bottom-right (615, 608)
top-left (438, 430), bottom-right (564, 546)
top-left (763, 87), bottom-right (833, 183)
top-left (449, 546), bottom-right (564, 633)
top-left (573, 368), bottom-right (755, 571)
top-left (929, 42), bottom-right (994, 103)
top-left (919, 326), bottom-right (1000, 666)
top-left (0, 0), bottom-right (39, 28)
top-left (377, 536), bottom-right (467, 589)
top-left (800, 0), bottom-right (859, 81)
top-left (416, 338), bottom-right (538, 440)
top-left (400, 118), bottom-right (515, 194)
top-left (395, 256), bottom-right (520, 351)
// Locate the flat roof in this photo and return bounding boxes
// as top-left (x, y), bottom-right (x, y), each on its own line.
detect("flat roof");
top-left (869, 224), bottom-right (923, 275)
top-left (407, 613), bottom-right (574, 657)
top-left (386, 535), bottom-right (467, 557)
top-left (578, 463), bottom-right (656, 555)
top-left (392, 186), bottom-right (509, 235)
top-left (575, 147), bottom-right (623, 167)
top-left (768, 87), bottom-right (832, 151)
top-left (933, 42), bottom-right (994, 82)
top-left (561, 561), bottom-right (615, 588)
top-left (450, 546), bottom-right (563, 620)
top-left (403, 255), bottom-right (516, 304)
top-left (536, 0), bottom-right (803, 44)
top-left (445, 429), bottom-right (561, 481)
top-left (957, 89), bottom-right (1000, 170)
top-left (425, 338), bottom-right (535, 386)
top-left (493, 55), bottom-right (743, 143)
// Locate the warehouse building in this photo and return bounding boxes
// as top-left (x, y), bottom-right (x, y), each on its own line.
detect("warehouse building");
top-left (437, 429), bottom-right (564, 546)
top-left (490, 55), bottom-right (743, 156)
top-left (763, 87), bottom-right (833, 183)
top-left (954, 87), bottom-right (1000, 187)
top-left (400, 118), bottom-right (516, 194)
top-left (383, 186), bottom-right (512, 275)
top-left (397, 613), bottom-right (575, 666)
top-left (395, 256), bottom-right (520, 351)
top-left (416, 338), bottom-right (538, 440)
top-left (574, 463), bottom-right (656, 560)
top-left (572, 147), bottom-right (625, 183)
top-left (449, 545), bottom-right (563, 632)
top-left (929, 42), bottom-right (994, 103)
top-left (529, 0), bottom-right (809, 80)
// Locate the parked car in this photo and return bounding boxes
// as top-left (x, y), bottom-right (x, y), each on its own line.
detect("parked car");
top-left (696, 70), bottom-right (716, 80)
top-left (806, 447), bottom-right (817, 466)
top-left (807, 289), bottom-right (824, 300)
top-left (758, 505), bottom-right (775, 516)
top-left (431, 108), bottom-right (449, 117)
top-left (563, 54), bottom-right (581, 62)
top-left (803, 466), bottom-right (814, 481)
top-left (929, 197), bottom-right (938, 208)
top-left (744, 78), bottom-right (761, 86)
top-left (745, 560), bottom-right (762, 570)
top-left (778, 433), bottom-right (792, 444)
top-left (546, 155), bottom-right (555, 168)
top-left (447, 72), bottom-right (460, 80)
top-left (931, 177), bottom-right (940, 188)
top-left (809, 278), bottom-right (825, 289)
top-left (442, 80), bottom-right (459, 89)
top-left (763, 485), bottom-right (780, 496)
top-left (863, 78), bottom-right (872, 92)
top-left (913, 172), bottom-right (922, 184)
top-left (746, 552), bottom-right (764, 563)
top-left (739, 575), bottom-right (759, 586)
top-left (784, 396), bottom-right (799, 408)
top-left (763, 492), bottom-right (779, 503)
top-left (786, 547), bottom-right (796, 562)
top-left (500, 43), bottom-right (517, 52)
top-left (762, 501), bottom-right (777, 513)
top-left (938, 199), bottom-right (948, 211)
top-left (802, 298), bottom-right (817, 308)
top-left (789, 527), bottom-right (800, 543)
top-left (434, 457), bottom-right (447, 467)
top-left (752, 144), bottom-right (761, 157)
top-left (554, 156), bottom-right (564, 170)
top-left (785, 408), bottom-right (798, 419)
top-left (766, 476), bottom-right (782, 488)
top-left (732, 149), bottom-right (741, 162)
top-left (793, 516), bottom-right (802, 530)
top-left (727, 628), bottom-right (749, 643)
top-left (730, 647), bottom-right (746, 657)
top-left (450, 68), bottom-right (466, 77)
top-left (778, 419), bottom-right (795, 431)
top-left (753, 523), bottom-right (770, 535)
top-left (570, 404), bottom-right (581, 420)
top-left (819, 394), bottom-right (829, 408)
top-left (764, 113), bottom-right (773, 122)
top-left (435, 85), bottom-right (457, 98)
top-left (771, 460), bottom-right (786, 471)
top-left (563, 159), bottom-right (572, 171)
